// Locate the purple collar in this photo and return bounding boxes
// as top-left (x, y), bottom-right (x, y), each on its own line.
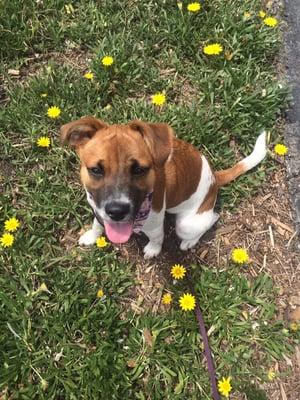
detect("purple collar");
top-left (132, 192), bottom-right (153, 233)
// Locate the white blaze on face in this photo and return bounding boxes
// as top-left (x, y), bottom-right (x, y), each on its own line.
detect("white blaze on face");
top-left (85, 189), bottom-right (134, 244)
top-left (103, 193), bottom-right (133, 243)
top-left (86, 190), bottom-right (97, 210)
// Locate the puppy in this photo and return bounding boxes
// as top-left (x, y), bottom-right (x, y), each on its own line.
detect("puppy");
top-left (61, 117), bottom-right (266, 258)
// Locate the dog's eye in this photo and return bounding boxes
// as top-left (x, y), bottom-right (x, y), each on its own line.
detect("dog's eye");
top-left (88, 166), bottom-right (104, 177)
top-left (131, 162), bottom-right (149, 176)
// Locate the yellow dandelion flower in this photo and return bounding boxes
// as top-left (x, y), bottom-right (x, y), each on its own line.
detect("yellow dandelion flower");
top-left (151, 92), bottom-right (166, 106)
top-left (101, 56), bottom-right (114, 66)
top-left (290, 322), bottom-right (299, 332)
top-left (40, 93), bottom-right (48, 98)
top-left (4, 217), bottom-right (20, 232)
top-left (0, 233), bottom-right (14, 248)
top-left (162, 293), bottom-right (172, 305)
top-left (274, 143), bottom-right (288, 156)
top-left (263, 16), bottom-right (278, 27)
top-left (39, 283), bottom-right (49, 292)
top-left (259, 10), bottom-right (266, 18)
top-left (31, 282), bottom-right (50, 297)
top-left (187, 2), bottom-right (201, 12)
top-left (218, 377), bottom-right (232, 398)
top-left (97, 289), bottom-right (104, 298)
top-left (231, 248), bottom-right (249, 264)
top-left (267, 368), bottom-right (276, 381)
top-left (30, 365), bottom-right (48, 391)
top-left (84, 71), bottom-right (94, 80)
top-left (37, 136), bottom-right (51, 148)
top-left (96, 236), bottom-right (108, 248)
top-left (47, 106), bottom-right (61, 119)
top-left (171, 264), bottom-right (186, 280)
top-left (243, 12), bottom-right (251, 19)
top-left (41, 378), bottom-right (49, 391)
top-left (179, 293), bottom-right (196, 311)
top-left (203, 43), bottom-right (223, 56)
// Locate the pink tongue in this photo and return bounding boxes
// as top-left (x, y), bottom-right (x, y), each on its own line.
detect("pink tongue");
top-left (104, 222), bottom-right (133, 244)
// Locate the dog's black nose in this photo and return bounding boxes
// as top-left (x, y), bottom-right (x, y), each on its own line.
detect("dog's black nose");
top-left (105, 201), bottom-right (131, 221)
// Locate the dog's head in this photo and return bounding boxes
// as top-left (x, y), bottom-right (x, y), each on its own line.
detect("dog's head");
top-left (61, 117), bottom-right (173, 243)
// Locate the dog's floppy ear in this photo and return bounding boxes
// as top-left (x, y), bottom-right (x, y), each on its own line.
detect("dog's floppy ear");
top-left (60, 117), bottom-right (107, 147)
top-left (129, 120), bottom-right (173, 167)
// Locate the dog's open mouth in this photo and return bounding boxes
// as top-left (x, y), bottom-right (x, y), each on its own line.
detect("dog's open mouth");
top-left (104, 221), bottom-right (133, 244)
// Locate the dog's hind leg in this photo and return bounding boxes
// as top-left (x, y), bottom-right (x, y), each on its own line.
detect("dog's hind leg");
top-left (176, 209), bottom-right (219, 250)
top-left (176, 183), bottom-right (219, 250)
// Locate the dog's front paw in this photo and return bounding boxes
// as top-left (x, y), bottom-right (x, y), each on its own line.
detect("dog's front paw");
top-left (79, 230), bottom-right (99, 246)
top-left (143, 241), bottom-right (162, 259)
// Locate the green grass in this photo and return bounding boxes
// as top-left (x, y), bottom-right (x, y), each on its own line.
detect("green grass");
top-left (0, 1), bottom-right (298, 399)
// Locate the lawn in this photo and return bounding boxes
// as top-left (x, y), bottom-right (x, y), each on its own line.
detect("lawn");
top-left (0, 1), bottom-right (299, 399)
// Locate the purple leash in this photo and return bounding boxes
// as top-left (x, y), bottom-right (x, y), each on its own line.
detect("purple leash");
top-left (187, 277), bottom-right (220, 400)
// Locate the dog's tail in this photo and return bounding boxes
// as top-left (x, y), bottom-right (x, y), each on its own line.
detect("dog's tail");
top-left (215, 131), bottom-right (267, 187)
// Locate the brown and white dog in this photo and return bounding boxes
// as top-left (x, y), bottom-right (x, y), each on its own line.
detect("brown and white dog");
top-left (61, 117), bottom-right (266, 258)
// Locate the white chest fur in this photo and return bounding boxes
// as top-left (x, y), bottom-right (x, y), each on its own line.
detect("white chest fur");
top-left (166, 155), bottom-right (215, 215)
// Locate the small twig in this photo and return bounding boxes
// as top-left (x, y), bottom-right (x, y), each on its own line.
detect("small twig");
top-left (259, 193), bottom-right (272, 204)
top-left (275, 254), bottom-right (292, 285)
top-left (217, 239), bottom-right (220, 266)
top-left (279, 383), bottom-right (288, 400)
top-left (287, 230), bottom-right (298, 248)
top-left (258, 254), bottom-right (267, 273)
top-left (268, 225), bottom-right (275, 248)
top-left (254, 229), bottom-right (269, 235)
top-left (270, 216), bottom-right (294, 233)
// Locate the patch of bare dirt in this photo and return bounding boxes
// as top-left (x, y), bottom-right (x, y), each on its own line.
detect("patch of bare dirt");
top-left (1, 44), bottom-right (91, 107)
top-left (2, 44), bottom-right (91, 86)
top-left (21, 45), bottom-right (91, 77)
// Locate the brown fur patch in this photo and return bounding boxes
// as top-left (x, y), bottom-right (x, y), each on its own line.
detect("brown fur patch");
top-left (164, 138), bottom-right (202, 209)
top-left (198, 182), bottom-right (218, 213)
top-left (151, 168), bottom-right (166, 212)
top-left (78, 125), bottom-right (155, 199)
top-left (129, 121), bottom-right (173, 168)
top-left (60, 117), bottom-right (107, 147)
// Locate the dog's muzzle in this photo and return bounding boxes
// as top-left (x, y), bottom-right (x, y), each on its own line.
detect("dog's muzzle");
top-left (90, 192), bottom-right (153, 243)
